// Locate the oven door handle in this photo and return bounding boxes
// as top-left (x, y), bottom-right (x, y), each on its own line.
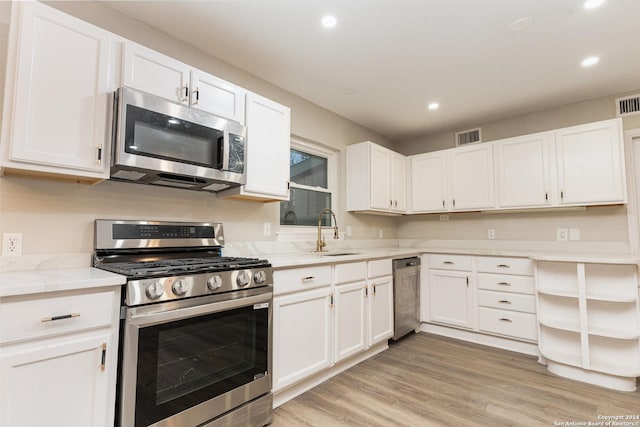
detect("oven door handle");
top-left (128, 292), bottom-right (272, 327)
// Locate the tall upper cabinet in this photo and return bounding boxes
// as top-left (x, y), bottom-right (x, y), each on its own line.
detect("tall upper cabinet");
top-left (347, 141), bottom-right (406, 214)
top-left (0, 1), bottom-right (119, 181)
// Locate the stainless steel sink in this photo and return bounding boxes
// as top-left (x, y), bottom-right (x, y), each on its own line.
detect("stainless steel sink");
top-left (321, 252), bottom-right (360, 256)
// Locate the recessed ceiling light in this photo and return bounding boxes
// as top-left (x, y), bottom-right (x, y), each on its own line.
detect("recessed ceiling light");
top-left (584, 0), bottom-right (605, 9)
top-left (321, 15), bottom-right (337, 28)
top-left (581, 56), bottom-right (600, 67)
top-left (428, 102), bottom-right (440, 110)
top-left (509, 17), bottom-right (533, 32)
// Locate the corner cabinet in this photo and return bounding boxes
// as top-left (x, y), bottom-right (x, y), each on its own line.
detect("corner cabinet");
top-left (219, 93), bottom-right (291, 201)
top-left (536, 260), bottom-right (640, 391)
top-left (0, 285), bottom-right (122, 427)
top-left (0, 1), bottom-right (118, 182)
top-left (122, 42), bottom-right (246, 124)
top-left (346, 141), bottom-right (406, 214)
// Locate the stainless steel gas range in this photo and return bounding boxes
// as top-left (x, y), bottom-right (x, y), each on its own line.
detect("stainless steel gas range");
top-left (93, 219), bottom-right (273, 427)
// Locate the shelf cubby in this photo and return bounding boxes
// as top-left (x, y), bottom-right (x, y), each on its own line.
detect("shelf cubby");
top-left (586, 300), bottom-right (640, 339)
top-left (537, 294), bottom-right (580, 332)
top-left (584, 263), bottom-right (638, 302)
top-left (536, 261), bottom-right (579, 297)
top-left (588, 335), bottom-right (640, 376)
top-left (539, 326), bottom-right (582, 367)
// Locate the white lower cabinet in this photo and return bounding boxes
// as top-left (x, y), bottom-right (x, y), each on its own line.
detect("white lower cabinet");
top-left (536, 260), bottom-right (640, 391)
top-left (273, 259), bottom-right (394, 394)
top-left (0, 286), bottom-right (121, 427)
top-left (272, 287), bottom-right (333, 391)
top-left (427, 254), bottom-right (474, 329)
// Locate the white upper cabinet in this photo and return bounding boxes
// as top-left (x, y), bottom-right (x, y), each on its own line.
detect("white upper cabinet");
top-left (410, 144), bottom-right (494, 213)
top-left (555, 119), bottom-right (626, 205)
top-left (0, 1), bottom-right (118, 181)
top-left (495, 132), bottom-right (553, 208)
top-left (123, 42), bottom-right (246, 124)
top-left (450, 143), bottom-right (495, 210)
top-left (219, 92), bottom-right (291, 201)
top-left (346, 141), bottom-right (406, 214)
top-left (410, 151), bottom-right (448, 212)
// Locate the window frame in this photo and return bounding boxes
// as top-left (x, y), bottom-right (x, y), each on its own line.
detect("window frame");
top-left (277, 137), bottom-right (338, 240)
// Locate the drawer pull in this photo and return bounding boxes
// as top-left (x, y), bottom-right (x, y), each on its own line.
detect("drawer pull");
top-left (497, 264), bottom-right (510, 268)
top-left (100, 342), bottom-right (107, 372)
top-left (443, 261), bottom-right (454, 265)
top-left (301, 276), bottom-right (315, 282)
top-left (499, 318), bottom-right (513, 323)
top-left (498, 300), bottom-right (512, 304)
top-left (497, 282), bottom-right (511, 286)
top-left (41, 313), bottom-right (80, 323)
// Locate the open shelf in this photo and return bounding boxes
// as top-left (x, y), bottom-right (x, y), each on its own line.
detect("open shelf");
top-left (536, 261), bottom-right (579, 297)
top-left (584, 264), bottom-right (638, 302)
top-left (539, 326), bottom-right (582, 367)
top-left (587, 300), bottom-right (640, 339)
top-left (589, 335), bottom-right (640, 376)
top-left (538, 294), bottom-right (580, 332)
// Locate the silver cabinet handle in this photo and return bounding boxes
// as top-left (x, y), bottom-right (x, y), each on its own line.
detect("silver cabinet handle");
top-left (181, 85), bottom-right (189, 102)
top-left (443, 261), bottom-right (454, 265)
top-left (193, 87), bottom-right (200, 105)
top-left (498, 300), bottom-right (512, 304)
top-left (497, 282), bottom-right (511, 286)
top-left (41, 313), bottom-right (80, 323)
top-left (96, 144), bottom-right (103, 166)
top-left (497, 264), bottom-right (510, 268)
top-left (499, 318), bottom-right (513, 323)
top-left (301, 276), bottom-right (315, 282)
top-left (100, 343), bottom-right (107, 372)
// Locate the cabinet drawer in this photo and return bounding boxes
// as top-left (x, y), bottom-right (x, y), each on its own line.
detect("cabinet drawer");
top-left (477, 273), bottom-right (535, 294)
top-left (273, 265), bottom-right (332, 295)
top-left (0, 289), bottom-right (117, 344)
top-left (476, 256), bottom-right (533, 276)
top-left (478, 290), bottom-right (536, 314)
top-left (334, 262), bottom-right (367, 284)
top-left (428, 254), bottom-right (472, 271)
top-left (368, 258), bottom-right (392, 278)
top-left (478, 307), bottom-right (538, 341)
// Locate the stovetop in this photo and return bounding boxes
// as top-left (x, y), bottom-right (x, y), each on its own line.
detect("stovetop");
top-left (97, 256), bottom-right (270, 279)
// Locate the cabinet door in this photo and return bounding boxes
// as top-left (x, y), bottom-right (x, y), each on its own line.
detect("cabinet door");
top-left (122, 42), bottom-right (191, 104)
top-left (369, 144), bottom-right (392, 210)
top-left (242, 93), bottom-right (291, 199)
top-left (555, 119), bottom-right (626, 205)
top-left (410, 151), bottom-right (448, 212)
top-left (496, 133), bottom-right (553, 208)
top-left (334, 282), bottom-right (367, 362)
top-left (190, 69), bottom-right (246, 124)
top-left (391, 153), bottom-right (407, 211)
top-left (3, 2), bottom-right (114, 177)
top-left (0, 331), bottom-right (115, 427)
top-left (368, 275), bottom-right (394, 346)
top-left (428, 270), bottom-right (474, 329)
top-left (450, 144), bottom-right (495, 210)
top-left (272, 289), bottom-right (332, 391)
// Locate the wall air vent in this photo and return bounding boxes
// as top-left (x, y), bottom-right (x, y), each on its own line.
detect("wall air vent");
top-left (455, 128), bottom-right (482, 146)
top-left (616, 94), bottom-right (640, 117)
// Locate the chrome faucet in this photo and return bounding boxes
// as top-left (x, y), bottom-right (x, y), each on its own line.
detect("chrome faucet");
top-left (316, 208), bottom-right (339, 252)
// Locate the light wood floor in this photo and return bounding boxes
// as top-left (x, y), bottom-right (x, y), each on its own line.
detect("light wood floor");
top-left (271, 333), bottom-right (640, 426)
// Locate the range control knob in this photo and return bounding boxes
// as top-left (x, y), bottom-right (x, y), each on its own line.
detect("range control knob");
top-left (254, 270), bottom-right (267, 285)
top-left (236, 271), bottom-right (251, 287)
top-left (207, 275), bottom-right (223, 291)
top-left (172, 279), bottom-right (188, 296)
top-left (145, 282), bottom-right (164, 300)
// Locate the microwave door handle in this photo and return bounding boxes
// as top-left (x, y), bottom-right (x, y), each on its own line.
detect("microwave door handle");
top-left (222, 130), bottom-right (230, 171)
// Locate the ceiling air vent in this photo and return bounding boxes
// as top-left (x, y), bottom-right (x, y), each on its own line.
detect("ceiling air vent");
top-left (455, 128), bottom-right (482, 146)
top-left (616, 94), bottom-right (640, 117)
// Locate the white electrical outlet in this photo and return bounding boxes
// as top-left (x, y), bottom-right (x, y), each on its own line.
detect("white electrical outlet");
top-left (263, 223), bottom-right (271, 237)
top-left (487, 229), bottom-right (496, 240)
top-left (556, 228), bottom-right (568, 242)
top-left (569, 228), bottom-right (581, 241)
top-left (2, 232), bottom-right (23, 256)
top-left (439, 214), bottom-right (449, 221)
top-left (378, 229), bottom-right (384, 239)
top-left (346, 226), bottom-right (352, 237)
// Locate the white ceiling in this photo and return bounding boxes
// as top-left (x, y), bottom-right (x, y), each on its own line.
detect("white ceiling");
top-left (102, 0), bottom-right (640, 142)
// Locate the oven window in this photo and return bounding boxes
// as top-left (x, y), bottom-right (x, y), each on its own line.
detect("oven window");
top-left (125, 105), bottom-right (223, 168)
top-left (133, 304), bottom-right (268, 427)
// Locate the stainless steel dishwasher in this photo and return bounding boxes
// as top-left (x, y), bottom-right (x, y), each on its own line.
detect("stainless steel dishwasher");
top-left (392, 257), bottom-right (421, 340)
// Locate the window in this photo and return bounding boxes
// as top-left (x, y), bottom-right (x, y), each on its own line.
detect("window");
top-left (280, 140), bottom-right (336, 229)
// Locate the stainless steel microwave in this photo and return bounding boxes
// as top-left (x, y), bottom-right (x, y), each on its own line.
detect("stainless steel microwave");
top-left (110, 87), bottom-right (247, 192)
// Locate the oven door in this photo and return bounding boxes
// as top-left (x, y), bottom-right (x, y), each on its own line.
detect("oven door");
top-left (119, 288), bottom-right (272, 427)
